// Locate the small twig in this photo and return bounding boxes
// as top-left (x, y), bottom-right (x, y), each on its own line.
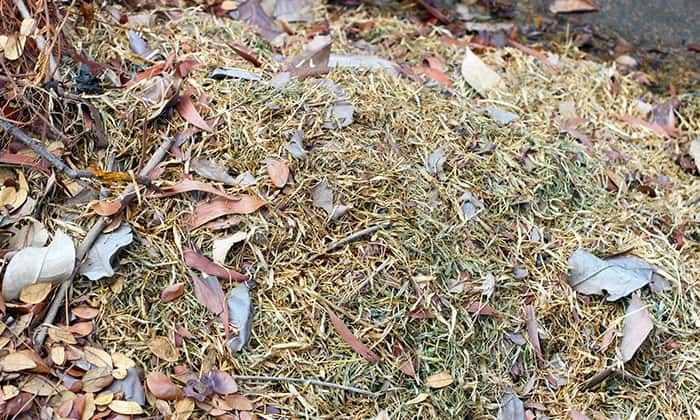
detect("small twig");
top-left (0, 119), bottom-right (93, 180)
top-left (14, 0), bottom-right (61, 81)
top-left (322, 223), bottom-right (386, 254)
top-left (232, 375), bottom-right (378, 398)
top-left (34, 136), bottom-right (175, 349)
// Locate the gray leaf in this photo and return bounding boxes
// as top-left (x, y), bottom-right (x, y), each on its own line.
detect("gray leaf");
top-left (566, 249), bottom-right (654, 301)
top-left (226, 283), bottom-right (253, 352)
top-left (107, 367), bottom-right (145, 406)
top-left (317, 79), bottom-right (354, 129)
top-left (311, 180), bottom-right (334, 216)
top-left (273, 0), bottom-right (312, 22)
top-left (234, 171), bottom-right (257, 187)
top-left (191, 159), bottom-right (236, 185)
top-left (79, 224), bottom-right (133, 281)
top-left (127, 30), bottom-right (151, 58)
top-left (485, 106), bottom-right (519, 125)
top-left (284, 130), bottom-right (307, 159)
top-left (329, 54), bottom-right (400, 77)
top-left (427, 145), bottom-right (446, 180)
top-left (498, 393), bottom-right (525, 420)
top-left (459, 192), bottom-right (484, 220)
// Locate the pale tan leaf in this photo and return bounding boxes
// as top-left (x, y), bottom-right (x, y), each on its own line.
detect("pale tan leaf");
top-left (82, 367), bottom-right (114, 392)
top-left (460, 48), bottom-right (502, 96)
top-left (148, 336), bottom-right (179, 362)
top-left (1, 385), bottom-right (18, 400)
top-left (212, 231), bottom-right (248, 265)
top-left (19, 282), bottom-right (52, 304)
top-left (689, 138), bottom-right (700, 173)
top-left (0, 351), bottom-right (37, 372)
top-left (550, 0), bottom-right (599, 13)
top-left (82, 392), bottom-right (96, 420)
top-left (425, 371), bottom-right (453, 389)
top-left (174, 397), bottom-right (195, 420)
top-left (109, 400), bottom-right (144, 415)
top-left (112, 367), bottom-right (128, 379)
top-left (47, 326), bottom-right (77, 344)
top-left (111, 352), bottom-right (136, 369)
top-left (85, 347), bottom-right (113, 368)
top-left (50, 346), bottom-right (65, 365)
top-left (95, 390), bottom-right (114, 406)
top-left (19, 375), bottom-right (63, 396)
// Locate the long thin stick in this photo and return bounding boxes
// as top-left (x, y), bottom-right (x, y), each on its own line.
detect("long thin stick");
top-left (232, 375), bottom-right (378, 398)
top-left (34, 136), bottom-right (174, 349)
top-left (0, 119), bottom-right (93, 180)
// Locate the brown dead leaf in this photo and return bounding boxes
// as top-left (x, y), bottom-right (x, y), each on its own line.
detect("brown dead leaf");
top-left (175, 398), bottom-right (195, 420)
top-left (465, 302), bottom-right (502, 316)
top-left (161, 283), bottom-right (185, 303)
top-left (176, 94), bottom-right (212, 132)
top-left (267, 158), bottom-right (290, 188)
top-left (148, 336), bottom-right (179, 362)
top-left (326, 308), bottom-right (380, 363)
top-left (48, 326), bottom-right (78, 344)
top-left (85, 347), bottom-right (113, 368)
top-left (287, 35), bottom-right (331, 78)
top-left (82, 367), bottom-right (114, 392)
top-left (550, 0), bottom-right (599, 13)
top-left (19, 282), bottom-right (52, 304)
top-left (193, 275), bottom-right (230, 337)
top-left (70, 321), bottom-right (94, 337)
top-left (111, 352), bottom-right (136, 370)
top-left (617, 114), bottom-right (677, 137)
top-left (91, 200), bottom-right (123, 216)
top-left (191, 195), bottom-right (266, 228)
top-left (210, 370), bottom-right (238, 395)
top-left (621, 293), bottom-right (654, 362)
top-left (570, 410), bottom-right (591, 420)
top-left (0, 351), bottom-right (37, 372)
top-left (525, 305), bottom-right (544, 364)
top-left (72, 306), bottom-right (100, 320)
top-left (95, 390), bottom-right (114, 406)
top-left (147, 371), bottom-right (183, 400)
top-left (109, 400), bottom-right (144, 415)
top-left (182, 247), bottom-right (246, 282)
top-left (425, 371), bottom-right (453, 389)
top-left (51, 345), bottom-right (66, 365)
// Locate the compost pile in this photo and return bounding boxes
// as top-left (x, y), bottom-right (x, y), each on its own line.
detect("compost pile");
top-left (0, 0), bottom-right (699, 418)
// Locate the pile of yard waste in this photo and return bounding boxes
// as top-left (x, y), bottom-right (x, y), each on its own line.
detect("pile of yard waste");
top-left (0, 0), bottom-right (698, 418)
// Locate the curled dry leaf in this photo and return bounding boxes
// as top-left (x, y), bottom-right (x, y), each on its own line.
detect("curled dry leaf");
top-left (425, 371), bottom-right (453, 389)
top-left (161, 283), bottom-right (185, 303)
top-left (226, 283), bottom-right (253, 352)
top-left (285, 130), bottom-right (307, 159)
top-left (148, 336), bottom-right (180, 362)
top-left (212, 231), bottom-right (248, 265)
top-left (72, 306), bottom-right (100, 320)
top-left (183, 247), bottom-right (246, 282)
top-left (190, 159), bottom-right (236, 185)
top-left (461, 48), bottom-right (502, 96)
top-left (79, 223), bottom-right (133, 281)
top-left (326, 308), bottom-right (380, 363)
top-left (621, 293), bottom-right (654, 362)
top-left (2, 229), bottom-right (75, 301)
top-left (235, 0), bottom-right (283, 42)
top-left (176, 94), bottom-right (212, 132)
top-left (91, 200), bottom-right (122, 216)
top-left (267, 158), bottom-right (290, 188)
top-left (191, 195), bottom-right (266, 228)
top-left (18, 282), bottom-right (52, 304)
top-left (566, 249), bottom-right (655, 301)
top-left (147, 371), bottom-right (183, 400)
top-left (525, 305), bottom-right (544, 364)
top-left (8, 220), bottom-right (48, 251)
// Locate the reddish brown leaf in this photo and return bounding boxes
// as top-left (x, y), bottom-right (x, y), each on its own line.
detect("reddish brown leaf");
top-left (91, 200), bottom-right (122, 216)
top-left (161, 283), bottom-right (185, 303)
top-left (193, 275), bottom-right (230, 337)
top-left (237, 0), bottom-right (283, 42)
top-left (399, 358), bottom-right (416, 377)
top-left (621, 293), bottom-right (654, 362)
top-left (209, 370), bottom-right (238, 395)
top-left (146, 371), bottom-right (183, 400)
top-left (508, 40), bottom-right (557, 73)
top-left (0, 153), bottom-right (50, 173)
top-left (176, 325), bottom-right (195, 339)
top-left (267, 158), bottom-right (289, 188)
top-left (71, 306), bottom-right (99, 320)
top-left (415, 66), bottom-right (452, 88)
top-left (183, 247), bottom-right (246, 282)
top-left (175, 59), bottom-right (200, 78)
top-left (69, 321), bottom-right (94, 337)
top-left (326, 308), bottom-right (380, 363)
top-left (176, 95), bottom-right (212, 132)
top-left (525, 305), bottom-right (544, 365)
top-left (287, 35), bottom-right (331, 78)
top-left (155, 179), bottom-right (239, 200)
top-left (191, 196), bottom-right (266, 228)
top-left (229, 43), bottom-right (262, 67)
top-left (570, 410), bottom-right (591, 420)
top-left (465, 302), bottom-right (502, 316)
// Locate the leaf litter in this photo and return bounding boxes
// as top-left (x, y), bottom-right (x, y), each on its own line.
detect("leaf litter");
top-left (0, 1), bottom-right (697, 418)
